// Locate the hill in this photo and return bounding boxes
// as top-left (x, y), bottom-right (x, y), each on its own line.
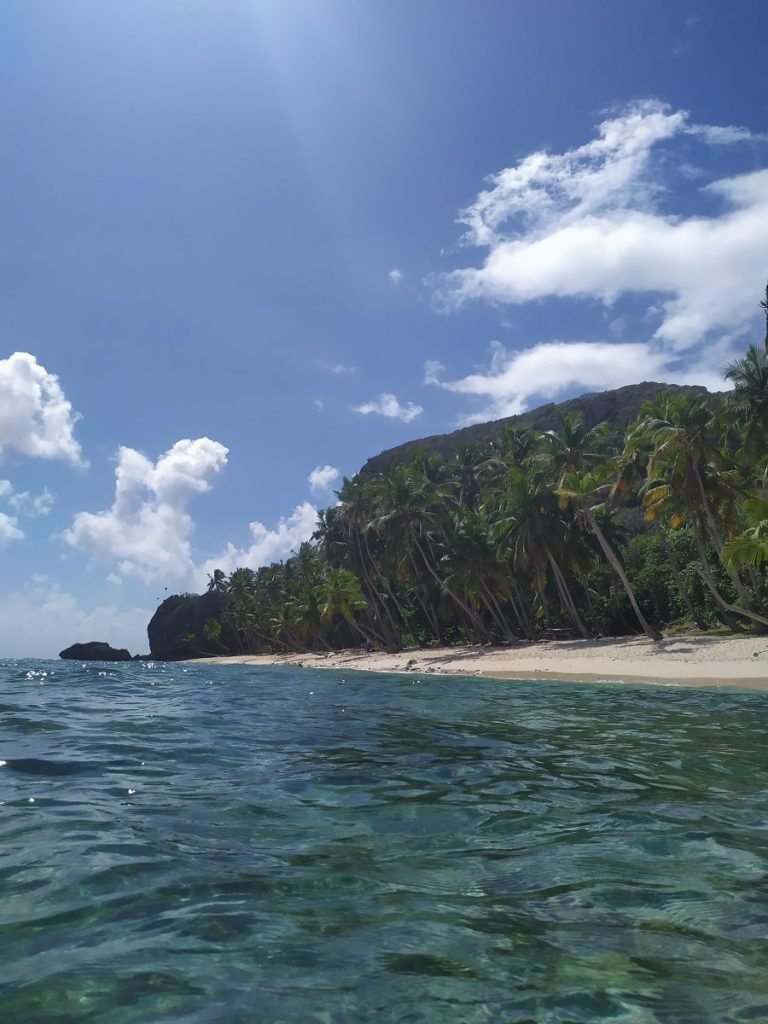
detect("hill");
top-left (358, 381), bottom-right (719, 476)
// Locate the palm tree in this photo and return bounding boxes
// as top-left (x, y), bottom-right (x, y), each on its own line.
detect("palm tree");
top-left (440, 508), bottom-right (513, 642)
top-left (334, 477), bottom-right (403, 648)
top-left (634, 394), bottom-right (768, 629)
top-left (315, 569), bottom-right (384, 647)
top-left (725, 345), bottom-right (768, 462)
top-left (206, 568), bottom-right (228, 594)
top-left (490, 465), bottom-right (592, 639)
top-left (723, 495), bottom-right (768, 570)
top-left (369, 464), bottom-right (481, 638)
top-left (557, 469), bottom-right (662, 640)
top-left (640, 394), bottom-right (752, 598)
top-left (537, 412), bottom-right (615, 486)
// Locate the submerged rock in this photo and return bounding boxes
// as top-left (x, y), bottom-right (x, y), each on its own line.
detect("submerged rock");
top-left (59, 641), bottom-right (132, 662)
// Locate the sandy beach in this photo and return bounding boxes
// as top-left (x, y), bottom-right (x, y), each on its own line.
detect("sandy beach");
top-left (191, 634), bottom-right (768, 689)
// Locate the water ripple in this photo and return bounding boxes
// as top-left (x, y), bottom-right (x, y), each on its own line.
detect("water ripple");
top-left (1, 658), bottom-right (767, 1023)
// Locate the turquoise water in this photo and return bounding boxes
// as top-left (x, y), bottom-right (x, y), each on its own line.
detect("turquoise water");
top-left (1, 661), bottom-right (767, 1023)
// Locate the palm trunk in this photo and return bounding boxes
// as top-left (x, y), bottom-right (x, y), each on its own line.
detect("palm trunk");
top-left (342, 612), bottom-right (388, 648)
top-left (691, 459), bottom-right (754, 607)
top-left (694, 566), bottom-right (768, 628)
top-left (544, 545), bottom-right (591, 639)
top-left (413, 532), bottom-right (485, 627)
top-left (510, 580), bottom-right (537, 640)
top-left (407, 550), bottom-right (443, 642)
top-left (691, 529), bottom-right (744, 631)
top-left (479, 579), bottom-right (519, 642)
top-left (364, 531), bottom-right (409, 630)
top-left (353, 529), bottom-right (400, 647)
top-left (585, 508), bottom-right (662, 641)
top-left (537, 582), bottom-right (554, 631)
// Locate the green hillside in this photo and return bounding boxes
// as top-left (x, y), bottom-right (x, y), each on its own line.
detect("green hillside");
top-left (360, 381), bottom-right (716, 476)
top-left (148, 342), bottom-right (767, 660)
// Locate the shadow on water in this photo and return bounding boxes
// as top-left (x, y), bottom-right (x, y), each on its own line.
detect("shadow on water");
top-left (1, 757), bottom-right (103, 777)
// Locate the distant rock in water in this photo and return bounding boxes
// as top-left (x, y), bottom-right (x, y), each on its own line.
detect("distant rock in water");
top-left (59, 641), bottom-right (133, 662)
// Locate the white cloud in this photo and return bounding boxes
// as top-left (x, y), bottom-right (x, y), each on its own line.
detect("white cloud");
top-left (0, 353), bottom-right (85, 466)
top-left (427, 340), bottom-right (729, 425)
top-left (423, 360), bottom-right (445, 386)
top-left (315, 360), bottom-right (357, 375)
top-left (308, 464), bottom-right (341, 493)
top-left (0, 578), bottom-right (150, 658)
top-left (313, 399), bottom-right (324, 413)
top-left (389, 268), bottom-right (403, 285)
top-left (432, 100), bottom-right (767, 350)
top-left (427, 100), bottom-right (768, 421)
top-left (9, 487), bottom-right (54, 517)
top-left (64, 438), bottom-right (229, 583)
top-left (0, 479), bottom-right (53, 542)
top-left (354, 393), bottom-right (424, 423)
top-left (197, 501), bottom-right (319, 583)
top-left (0, 512), bottom-right (23, 545)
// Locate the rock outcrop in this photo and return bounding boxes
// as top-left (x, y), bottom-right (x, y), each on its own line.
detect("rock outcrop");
top-left (59, 641), bottom-right (133, 662)
top-left (147, 590), bottom-right (234, 660)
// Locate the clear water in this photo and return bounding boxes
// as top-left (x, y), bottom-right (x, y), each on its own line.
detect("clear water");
top-left (1, 659), bottom-right (767, 1024)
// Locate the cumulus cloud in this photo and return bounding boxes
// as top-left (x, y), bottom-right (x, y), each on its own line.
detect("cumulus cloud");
top-left (0, 579), bottom-right (150, 658)
top-left (354, 393), bottom-right (424, 423)
top-left (427, 100), bottom-right (768, 421)
top-left (64, 438), bottom-right (229, 583)
top-left (0, 353), bottom-right (85, 466)
top-left (389, 268), bottom-right (403, 285)
top-left (308, 464), bottom-right (341, 493)
top-left (197, 501), bottom-right (319, 583)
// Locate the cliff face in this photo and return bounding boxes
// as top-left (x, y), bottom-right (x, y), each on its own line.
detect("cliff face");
top-left (359, 381), bottom-right (717, 477)
top-left (147, 591), bottom-right (235, 661)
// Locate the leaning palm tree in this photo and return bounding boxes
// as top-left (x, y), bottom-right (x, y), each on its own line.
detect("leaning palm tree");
top-left (334, 476), bottom-right (403, 647)
top-left (369, 463), bottom-right (481, 634)
top-left (557, 469), bottom-right (663, 641)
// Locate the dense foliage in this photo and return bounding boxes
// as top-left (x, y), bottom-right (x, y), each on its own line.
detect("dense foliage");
top-left (195, 340), bottom-right (768, 655)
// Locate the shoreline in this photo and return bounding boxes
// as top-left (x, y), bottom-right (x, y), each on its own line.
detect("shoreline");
top-left (189, 634), bottom-right (768, 690)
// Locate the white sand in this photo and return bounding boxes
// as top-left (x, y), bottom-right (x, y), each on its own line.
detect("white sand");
top-left (191, 634), bottom-right (768, 689)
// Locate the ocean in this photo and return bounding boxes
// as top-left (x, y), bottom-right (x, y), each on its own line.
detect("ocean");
top-left (1, 659), bottom-right (767, 1023)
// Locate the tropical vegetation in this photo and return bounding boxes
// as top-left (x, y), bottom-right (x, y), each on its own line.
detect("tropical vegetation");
top-left (176, 298), bottom-right (768, 656)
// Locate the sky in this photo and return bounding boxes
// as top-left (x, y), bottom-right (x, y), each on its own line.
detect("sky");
top-left (1, 0), bottom-right (767, 657)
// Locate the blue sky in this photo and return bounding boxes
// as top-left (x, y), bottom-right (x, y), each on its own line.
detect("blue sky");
top-left (1, 0), bottom-right (767, 656)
